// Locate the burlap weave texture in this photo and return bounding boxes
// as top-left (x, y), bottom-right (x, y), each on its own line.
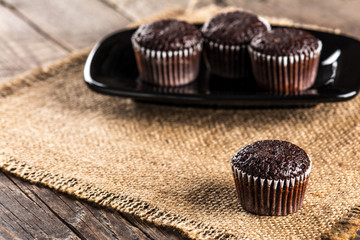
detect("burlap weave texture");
top-left (0, 6), bottom-right (360, 240)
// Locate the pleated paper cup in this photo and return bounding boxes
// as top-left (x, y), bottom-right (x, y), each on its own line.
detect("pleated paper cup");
top-left (203, 40), bottom-right (249, 79)
top-left (248, 41), bottom-right (322, 93)
top-left (132, 39), bottom-right (202, 87)
top-left (231, 160), bottom-right (311, 216)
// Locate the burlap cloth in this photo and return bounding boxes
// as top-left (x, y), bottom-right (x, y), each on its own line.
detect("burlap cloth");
top-left (1, 5), bottom-right (360, 240)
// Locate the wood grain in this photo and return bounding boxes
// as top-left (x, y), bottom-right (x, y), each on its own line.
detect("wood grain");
top-left (0, 4), bottom-right (67, 82)
top-left (0, 170), bottom-right (188, 240)
top-left (4, 0), bottom-right (132, 51)
top-left (101, 0), bottom-right (190, 21)
top-left (10, 175), bottom-right (150, 240)
top-left (0, 171), bottom-right (79, 239)
top-left (193, 0), bottom-right (360, 38)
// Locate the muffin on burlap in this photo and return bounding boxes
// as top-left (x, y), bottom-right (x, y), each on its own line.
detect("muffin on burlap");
top-left (131, 20), bottom-right (202, 86)
top-left (248, 28), bottom-right (322, 93)
top-left (201, 11), bottom-right (270, 78)
top-left (230, 140), bottom-right (311, 216)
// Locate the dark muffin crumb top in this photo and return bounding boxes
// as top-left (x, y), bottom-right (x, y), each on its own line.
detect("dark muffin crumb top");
top-left (201, 11), bottom-right (269, 45)
top-left (250, 28), bottom-right (320, 56)
top-left (132, 19), bottom-right (201, 51)
top-left (231, 140), bottom-right (310, 180)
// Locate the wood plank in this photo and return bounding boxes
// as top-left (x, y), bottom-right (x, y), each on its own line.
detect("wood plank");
top-left (1, 170), bottom-right (188, 240)
top-left (122, 213), bottom-right (191, 240)
top-left (18, 180), bottom-right (151, 240)
top-left (100, 0), bottom-right (190, 21)
top-left (4, 0), bottom-right (132, 51)
top-left (17, 175), bottom-right (189, 240)
top-left (193, 0), bottom-right (360, 38)
top-left (0, 5), bottom-right (67, 82)
top-left (0, 171), bottom-right (80, 239)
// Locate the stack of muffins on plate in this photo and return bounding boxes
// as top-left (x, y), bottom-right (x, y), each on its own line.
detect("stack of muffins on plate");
top-left (131, 10), bottom-right (322, 93)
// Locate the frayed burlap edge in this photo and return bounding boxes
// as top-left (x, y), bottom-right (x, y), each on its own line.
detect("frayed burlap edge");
top-left (0, 156), bottom-right (236, 240)
top-left (0, 5), bottom-right (359, 239)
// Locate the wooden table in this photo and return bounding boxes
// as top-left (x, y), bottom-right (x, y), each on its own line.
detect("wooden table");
top-left (1, 0), bottom-right (359, 239)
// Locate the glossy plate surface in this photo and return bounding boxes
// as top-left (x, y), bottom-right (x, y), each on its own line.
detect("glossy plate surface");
top-left (84, 26), bottom-right (360, 107)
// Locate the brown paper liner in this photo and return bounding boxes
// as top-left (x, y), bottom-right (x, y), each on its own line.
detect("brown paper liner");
top-left (231, 160), bottom-right (311, 216)
top-left (203, 40), bottom-right (249, 79)
top-left (132, 40), bottom-right (202, 87)
top-left (248, 41), bottom-right (322, 93)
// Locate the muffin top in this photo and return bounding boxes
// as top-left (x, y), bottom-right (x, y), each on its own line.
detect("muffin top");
top-left (231, 140), bottom-right (311, 180)
top-left (250, 28), bottom-right (320, 56)
top-left (201, 11), bottom-right (269, 45)
top-left (132, 19), bottom-right (201, 51)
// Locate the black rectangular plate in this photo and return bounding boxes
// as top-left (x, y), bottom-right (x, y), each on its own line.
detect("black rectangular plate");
top-left (84, 25), bottom-right (360, 107)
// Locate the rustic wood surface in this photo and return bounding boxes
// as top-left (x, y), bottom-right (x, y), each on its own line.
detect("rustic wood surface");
top-left (0, 0), bottom-right (359, 239)
top-left (0, 170), bottom-right (189, 240)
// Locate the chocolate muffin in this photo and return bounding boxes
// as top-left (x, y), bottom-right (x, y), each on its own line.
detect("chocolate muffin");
top-left (248, 28), bottom-right (322, 93)
top-left (230, 140), bottom-right (311, 216)
top-left (131, 20), bottom-right (202, 86)
top-left (201, 11), bottom-right (270, 78)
